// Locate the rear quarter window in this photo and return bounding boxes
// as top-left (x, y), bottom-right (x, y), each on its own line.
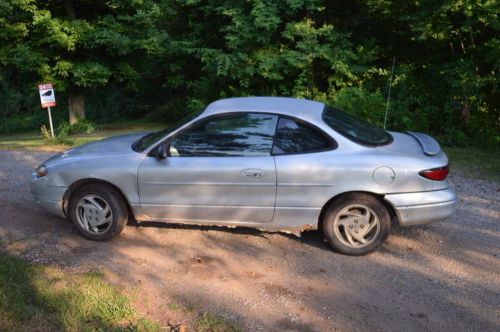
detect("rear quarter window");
top-left (322, 106), bottom-right (392, 146)
top-left (272, 117), bottom-right (335, 155)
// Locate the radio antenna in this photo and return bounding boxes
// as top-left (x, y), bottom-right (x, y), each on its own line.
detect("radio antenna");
top-left (383, 56), bottom-right (396, 129)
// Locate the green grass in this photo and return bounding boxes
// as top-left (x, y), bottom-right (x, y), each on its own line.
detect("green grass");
top-left (444, 146), bottom-right (500, 181)
top-left (192, 312), bottom-right (240, 332)
top-left (0, 120), bottom-right (165, 152)
top-left (167, 302), bottom-right (195, 312)
top-left (0, 251), bottom-right (243, 332)
top-left (0, 253), bottom-right (160, 332)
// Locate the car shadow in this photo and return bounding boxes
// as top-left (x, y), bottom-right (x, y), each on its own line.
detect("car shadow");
top-left (126, 217), bottom-right (332, 251)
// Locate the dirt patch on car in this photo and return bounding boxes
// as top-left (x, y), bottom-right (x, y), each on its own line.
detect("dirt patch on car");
top-left (0, 150), bottom-right (499, 331)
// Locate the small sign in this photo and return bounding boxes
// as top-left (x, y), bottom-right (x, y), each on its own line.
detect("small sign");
top-left (38, 83), bottom-right (56, 138)
top-left (38, 83), bottom-right (56, 108)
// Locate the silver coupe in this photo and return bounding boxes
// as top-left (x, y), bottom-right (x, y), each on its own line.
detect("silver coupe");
top-left (31, 97), bottom-right (456, 255)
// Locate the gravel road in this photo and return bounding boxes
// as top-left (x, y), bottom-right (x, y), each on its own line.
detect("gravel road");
top-left (0, 150), bottom-right (499, 331)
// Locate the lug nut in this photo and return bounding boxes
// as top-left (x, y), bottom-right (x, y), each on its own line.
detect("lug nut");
top-left (360, 225), bottom-right (364, 228)
top-left (349, 225), bottom-right (353, 229)
top-left (354, 219), bottom-right (358, 223)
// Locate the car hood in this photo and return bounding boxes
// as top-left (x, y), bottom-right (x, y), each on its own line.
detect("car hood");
top-left (44, 132), bottom-right (147, 165)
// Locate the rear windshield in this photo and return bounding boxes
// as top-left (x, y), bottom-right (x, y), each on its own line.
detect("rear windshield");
top-left (322, 106), bottom-right (392, 146)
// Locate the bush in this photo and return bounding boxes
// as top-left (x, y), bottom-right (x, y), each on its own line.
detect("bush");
top-left (40, 125), bottom-right (74, 145)
top-left (40, 118), bottom-right (96, 146)
top-left (57, 119), bottom-right (97, 137)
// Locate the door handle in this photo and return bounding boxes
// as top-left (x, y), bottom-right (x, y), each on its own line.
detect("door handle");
top-left (240, 168), bottom-right (265, 178)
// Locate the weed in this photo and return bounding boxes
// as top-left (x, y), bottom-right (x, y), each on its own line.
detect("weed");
top-left (193, 312), bottom-right (240, 332)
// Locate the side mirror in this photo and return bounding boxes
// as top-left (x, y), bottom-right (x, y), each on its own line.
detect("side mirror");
top-left (155, 143), bottom-right (168, 159)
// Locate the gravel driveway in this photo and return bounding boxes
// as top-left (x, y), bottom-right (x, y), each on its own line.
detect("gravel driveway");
top-left (0, 150), bottom-right (499, 331)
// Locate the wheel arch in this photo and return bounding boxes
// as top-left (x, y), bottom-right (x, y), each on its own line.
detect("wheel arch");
top-left (62, 178), bottom-right (134, 218)
top-left (317, 191), bottom-right (399, 232)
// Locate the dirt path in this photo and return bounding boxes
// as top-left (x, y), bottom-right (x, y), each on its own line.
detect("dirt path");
top-left (0, 150), bottom-right (499, 331)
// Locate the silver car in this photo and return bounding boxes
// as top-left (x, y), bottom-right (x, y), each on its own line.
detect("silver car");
top-left (31, 97), bottom-right (456, 255)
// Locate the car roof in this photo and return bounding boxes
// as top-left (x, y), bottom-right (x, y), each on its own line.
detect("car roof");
top-left (203, 97), bottom-right (326, 118)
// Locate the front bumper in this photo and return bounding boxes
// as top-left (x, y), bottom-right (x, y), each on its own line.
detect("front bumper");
top-left (384, 187), bottom-right (457, 226)
top-left (30, 174), bottom-right (67, 218)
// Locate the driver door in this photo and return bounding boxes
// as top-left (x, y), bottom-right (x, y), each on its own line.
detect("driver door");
top-left (137, 113), bottom-right (278, 224)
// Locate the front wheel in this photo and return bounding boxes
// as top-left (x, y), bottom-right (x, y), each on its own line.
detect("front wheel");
top-left (68, 183), bottom-right (128, 241)
top-left (322, 193), bottom-right (390, 255)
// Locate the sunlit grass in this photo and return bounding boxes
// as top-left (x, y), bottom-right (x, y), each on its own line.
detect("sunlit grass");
top-left (444, 146), bottom-right (500, 182)
top-left (0, 252), bottom-right (242, 331)
top-left (192, 312), bottom-right (240, 332)
top-left (0, 120), bottom-right (165, 152)
top-left (0, 253), bottom-right (160, 332)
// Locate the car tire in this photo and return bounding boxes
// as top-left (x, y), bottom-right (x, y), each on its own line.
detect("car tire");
top-left (322, 193), bottom-right (390, 255)
top-left (68, 183), bottom-right (128, 241)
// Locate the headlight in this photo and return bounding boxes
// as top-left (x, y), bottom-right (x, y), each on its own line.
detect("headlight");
top-left (35, 165), bottom-right (48, 178)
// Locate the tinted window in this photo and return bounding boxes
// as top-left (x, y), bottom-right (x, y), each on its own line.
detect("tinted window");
top-left (272, 117), bottom-right (333, 155)
top-left (170, 113), bottom-right (278, 157)
top-left (322, 106), bottom-right (392, 146)
top-left (133, 110), bottom-right (204, 152)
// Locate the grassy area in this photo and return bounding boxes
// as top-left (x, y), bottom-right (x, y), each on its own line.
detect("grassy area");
top-left (444, 146), bottom-right (500, 182)
top-left (0, 252), bottom-right (159, 331)
top-left (0, 252), bottom-right (241, 332)
top-left (165, 303), bottom-right (240, 332)
top-left (192, 312), bottom-right (240, 332)
top-left (0, 120), bottom-right (165, 152)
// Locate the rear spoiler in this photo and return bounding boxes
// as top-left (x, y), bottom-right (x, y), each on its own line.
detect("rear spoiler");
top-left (407, 131), bottom-right (441, 156)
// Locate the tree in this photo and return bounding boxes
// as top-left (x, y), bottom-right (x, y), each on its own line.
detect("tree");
top-left (0, 0), bottom-right (166, 123)
top-left (0, 0), bottom-right (497, 146)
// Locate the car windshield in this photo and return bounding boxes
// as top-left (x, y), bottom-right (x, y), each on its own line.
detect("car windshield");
top-left (132, 110), bottom-right (204, 152)
top-left (322, 106), bottom-right (392, 146)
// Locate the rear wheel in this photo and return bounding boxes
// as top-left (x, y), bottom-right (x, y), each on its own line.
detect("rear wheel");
top-left (322, 193), bottom-right (390, 255)
top-left (68, 183), bottom-right (128, 241)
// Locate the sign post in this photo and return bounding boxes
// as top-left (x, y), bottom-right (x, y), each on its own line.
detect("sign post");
top-left (47, 106), bottom-right (54, 138)
top-left (38, 83), bottom-right (56, 138)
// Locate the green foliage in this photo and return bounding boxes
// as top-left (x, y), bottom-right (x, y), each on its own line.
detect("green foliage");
top-left (0, 0), bottom-right (498, 147)
top-left (39, 118), bottom-right (96, 146)
top-left (57, 118), bottom-right (97, 137)
top-left (332, 87), bottom-right (387, 127)
top-left (40, 124), bottom-right (74, 145)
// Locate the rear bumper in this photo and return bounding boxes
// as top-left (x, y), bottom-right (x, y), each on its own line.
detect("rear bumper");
top-left (384, 187), bottom-right (457, 226)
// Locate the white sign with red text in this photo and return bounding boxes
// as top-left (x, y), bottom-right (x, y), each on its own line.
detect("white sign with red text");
top-left (38, 83), bottom-right (56, 108)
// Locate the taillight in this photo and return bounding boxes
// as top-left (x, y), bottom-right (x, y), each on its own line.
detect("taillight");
top-left (419, 165), bottom-right (449, 181)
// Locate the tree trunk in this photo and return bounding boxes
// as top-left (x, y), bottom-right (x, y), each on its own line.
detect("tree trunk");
top-left (64, 1), bottom-right (82, 124)
top-left (68, 92), bottom-right (85, 124)
top-left (64, 0), bottom-right (76, 19)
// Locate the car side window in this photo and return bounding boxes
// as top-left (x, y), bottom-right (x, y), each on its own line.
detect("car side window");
top-left (169, 113), bottom-right (278, 157)
top-left (272, 117), bottom-right (333, 155)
